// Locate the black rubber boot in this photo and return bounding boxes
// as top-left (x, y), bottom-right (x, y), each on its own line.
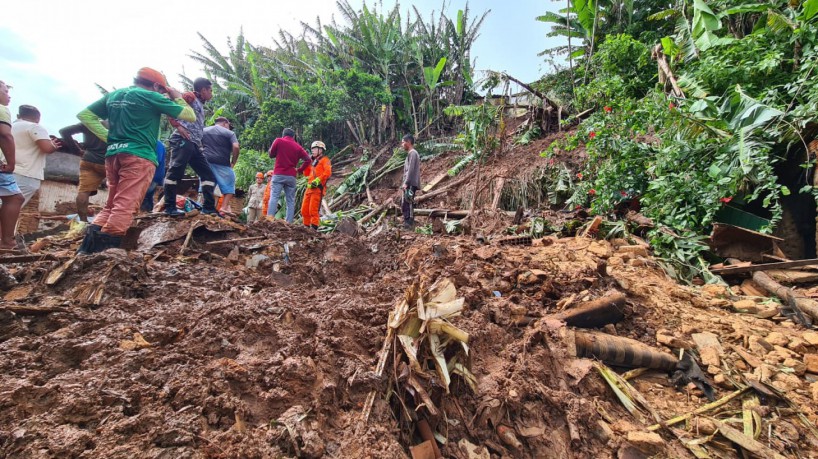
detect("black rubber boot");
top-left (77, 224), bottom-right (102, 254)
top-left (201, 184), bottom-right (217, 213)
top-left (310, 224), bottom-right (319, 230)
top-left (164, 183), bottom-right (183, 217)
top-left (90, 232), bottom-right (123, 253)
top-left (165, 207), bottom-right (185, 217)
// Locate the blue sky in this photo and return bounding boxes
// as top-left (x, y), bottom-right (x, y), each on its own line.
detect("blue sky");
top-left (2, 1), bottom-right (562, 135)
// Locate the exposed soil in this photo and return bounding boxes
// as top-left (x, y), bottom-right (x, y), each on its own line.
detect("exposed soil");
top-left (2, 134), bottom-right (818, 458)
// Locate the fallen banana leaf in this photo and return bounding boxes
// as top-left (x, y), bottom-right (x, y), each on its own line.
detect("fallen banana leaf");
top-left (648, 387), bottom-right (749, 431)
top-left (388, 299), bottom-right (411, 329)
top-left (621, 367), bottom-right (651, 381)
top-left (595, 362), bottom-right (645, 423)
top-left (710, 418), bottom-right (786, 459)
top-left (680, 431), bottom-right (716, 459)
top-left (398, 335), bottom-right (425, 375)
top-left (407, 375), bottom-right (440, 417)
top-left (429, 333), bottom-right (452, 392)
top-left (428, 319), bottom-right (469, 343)
top-left (425, 278), bottom-right (457, 304)
top-left (742, 396), bottom-right (761, 440)
top-left (400, 317), bottom-right (423, 338)
top-left (421, 298), bottom-right (465, 321)
top-left (452, 363), bottom-right (478, 393)
top-left (747, 378), bottom-right (818, 443)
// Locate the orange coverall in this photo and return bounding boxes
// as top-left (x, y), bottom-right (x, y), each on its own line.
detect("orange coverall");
top-left (262, 179), bottom-right (272, 216)
top-left (301, 156), bottom-right (332, 226)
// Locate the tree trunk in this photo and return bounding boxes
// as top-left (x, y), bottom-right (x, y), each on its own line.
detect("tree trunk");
top-left (550, 292), bottom-right (626, 328)
top-left (752, 270), bottom-right (818, 323)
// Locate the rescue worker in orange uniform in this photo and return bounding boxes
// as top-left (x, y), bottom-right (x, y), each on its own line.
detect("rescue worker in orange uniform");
top-left (301, 141), bottom-right (331, 229)
top-left (261, 170), bottom-right (274, 217)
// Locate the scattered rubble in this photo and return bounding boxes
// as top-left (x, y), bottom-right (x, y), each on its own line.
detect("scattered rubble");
top-left (2, 201), bottom-right (818, 457)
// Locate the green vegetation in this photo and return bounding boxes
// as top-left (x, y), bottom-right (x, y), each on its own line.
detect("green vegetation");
top-left (189, 0), bottom-right (818, 282)
top-left (188, 1), bottom-right (488, 191)
top-left (536, 0), bottom-right (818, 281)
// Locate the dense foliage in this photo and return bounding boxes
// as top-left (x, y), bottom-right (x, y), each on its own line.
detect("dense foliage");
top-left (539, 0), bottom-right (818, 280)
top-left (185, 1), bottom-right (488, 189)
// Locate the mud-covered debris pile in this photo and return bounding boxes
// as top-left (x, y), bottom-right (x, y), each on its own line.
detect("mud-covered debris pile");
top-left (1, 218), bottom-right (818, 458)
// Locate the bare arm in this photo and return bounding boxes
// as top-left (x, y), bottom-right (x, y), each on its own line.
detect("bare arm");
top-left (35, 139), bottom-right (59, 154)
top-left (230, 143), bottom-right (240, 167)
top-left (0, 124), bottom-right (15, 172)
top-left (166, 88), bottom-right (196, 122)
top-left (58, 124), bottom-right (84, 154)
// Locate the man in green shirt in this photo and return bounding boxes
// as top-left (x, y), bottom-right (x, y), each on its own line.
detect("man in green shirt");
top-left (76, 67), bottom-right (195, 253)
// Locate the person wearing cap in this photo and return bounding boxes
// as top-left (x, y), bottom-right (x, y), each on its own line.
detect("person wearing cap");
top-left (267, 128), bottom-right (310, 223)
top-left (164, 77), bottom-right (220, 217)
top-left (0, 80), bottom-right (25, 250)
top-left (11, 105), bottom-right (62, 208)
top-left (201, 116), bottom-right (240, 214)
top-left (301, 140), bottom-right (331, 229)
top-left (246, 172), bottom-right (265, 223)
top-left (76, 67), bottom-right (195, 253)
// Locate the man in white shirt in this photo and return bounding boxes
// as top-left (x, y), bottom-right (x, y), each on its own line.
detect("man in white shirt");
top-left (11, 105), bottom-right (61, 207)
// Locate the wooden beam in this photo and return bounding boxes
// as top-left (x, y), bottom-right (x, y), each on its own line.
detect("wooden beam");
top-left (711, 258), bottom-right (818, 275)
top-left (0, 254), bottom-right (58, 264)
top-left (205, 236), bottom-right (267, 246)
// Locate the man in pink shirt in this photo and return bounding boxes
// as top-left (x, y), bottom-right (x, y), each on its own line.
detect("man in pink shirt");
top-left (266, 127), bottom-right (310, 223)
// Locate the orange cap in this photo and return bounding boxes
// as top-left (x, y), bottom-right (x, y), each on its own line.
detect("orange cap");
top-left (136, 67), bottom-right (168, 90)
top-left (255, 172), bottom-right (264, 178)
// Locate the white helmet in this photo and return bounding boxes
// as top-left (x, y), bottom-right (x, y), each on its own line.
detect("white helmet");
top-left (310, 141), bottom-right (326, 151)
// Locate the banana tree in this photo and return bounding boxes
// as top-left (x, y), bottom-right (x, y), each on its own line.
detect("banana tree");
top-left (417, 56), bottom-right (452, 133)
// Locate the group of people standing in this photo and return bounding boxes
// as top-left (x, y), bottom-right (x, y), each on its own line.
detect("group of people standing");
top-left (244, 132), bottom-right (331, 228)
top-left (0, 67), bottom-right (421, 254)
top-left (0, 69), bottom-right (241, 253)
top-left (0, 81), bottom-right (65, 249)
top-left (243, 131), bottom-right (420, 231)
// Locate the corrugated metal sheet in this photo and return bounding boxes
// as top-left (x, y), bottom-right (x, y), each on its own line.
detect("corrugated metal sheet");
top-left (37, 181), bottom-right (109, 213)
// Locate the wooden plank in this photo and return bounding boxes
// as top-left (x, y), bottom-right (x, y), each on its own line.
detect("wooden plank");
top-left (1, 304), bottom-right (67, 315)
top-left (422, 171), bottom-right (450, 193)
top-left (491, 177), bottom-right (506, 209)
top-left (710, 258), bottom-right (818, 276)
top-left (205, 236), bottom-right (266, 246)
top-left (740, 279), bottom-right (767, 297)
top-left (766, 269), bottom-right (818, 284)
top-left (0, 254), bottom-right (58, 264)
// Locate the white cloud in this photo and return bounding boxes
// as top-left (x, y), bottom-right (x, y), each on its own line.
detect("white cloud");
top-left (4, 0), bottom-right (559, 134)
